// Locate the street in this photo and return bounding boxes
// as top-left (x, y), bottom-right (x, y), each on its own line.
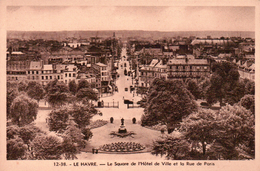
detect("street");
top-left (93, 47), bottom-right (143, 121)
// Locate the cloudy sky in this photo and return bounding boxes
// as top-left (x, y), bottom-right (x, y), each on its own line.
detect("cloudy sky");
top-left (7, 6), bottom-right (255, 32)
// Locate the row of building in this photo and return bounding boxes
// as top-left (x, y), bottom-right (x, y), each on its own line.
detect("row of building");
top-left (7, 60), bottom-right (113, 94)
top-left (135, 56), bottom-right (255, 89)
top-left (136, 57), bottom-right (211, 88)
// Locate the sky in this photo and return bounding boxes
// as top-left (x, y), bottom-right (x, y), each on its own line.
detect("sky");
top-left (7, 6), bottom-right (255, 32)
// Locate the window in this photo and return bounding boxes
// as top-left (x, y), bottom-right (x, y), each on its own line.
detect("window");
top-left (58, 75), bottom-right (60, 79)
top-left (50, 76), bottom-right (52, 79)
top-left (42, 71), bottom-right (44, 74)
top-left (32, 71), bottom-right (34, 74)
top-left (42, 76), bottom-right (44, 80)
top-left (28, 71), bottom-right (30, 74)
top-left (36, 71), bottom-right (38, 74)
top-left (46, 76), bottom-right (48, 80)
top-left (73, 73), bottom-right (76, 77)
top-left (32, 76), bottom-right (34, 80)
top-left (65, 73), bottom-right (67, 77)
top-left (69, 73), bottom-right (71, 77)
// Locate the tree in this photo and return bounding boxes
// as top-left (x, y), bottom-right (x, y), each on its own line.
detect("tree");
top-left (7, 136), bottom-right (28, 160)
top-left (181, 109), bottom-right (217, 156)
top-left (207, 61), bottom-right (240, 106)
top-left (48, 106), bottom-right (70, 133)
top-left (45, 79), bottom-right (71, 107)
top-left (7, 124), bottom-right (44, 160)
top-left (244, 79), bottom-right (255, 95)
top-left (198, 76), bottom-right (211, 99)
top-left (141, 78), bottom-right (198, 133)
top-left (27, 81), bottom-right (45, 102)
top-left (31, 134), bottom-right (63, 160)
top-left (76, 88), bottom-right (98, 102)
top-left (48, 102), bottom-right (97, 132)
top-left (212, 104), bottom-right (255, 159)
top-left (77, 79), bottom-right (90, 91)
top-left (82, 128), bottom-right (93, 141)
top-left (7, 125), bottom-right (20, 140)
top-left (10, 93), bottom-right (38, 127)
top-left (185, 79), bottom-right (202, 100)
top-left (239, 94), bottom-right (255, 115)
top-left (69, 80), bottom-right (77, 95)
top-left (7, 85), bottom-right (19, 118)
top-left (225, 80), bottom-right (246, 105)
top-left (69, 102), bottom-right (97, 129)
top-left (18, 80), bottom-right (28, 92)
top-left (19, 124), bottom-right (43, 147)
top-left (151, 134), bottom-right (190, 160)
top-left (62, 122), bottom-right (85, 159)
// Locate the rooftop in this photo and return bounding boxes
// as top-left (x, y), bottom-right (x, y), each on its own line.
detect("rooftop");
top-left (168, 58), bottom-right (208, 65)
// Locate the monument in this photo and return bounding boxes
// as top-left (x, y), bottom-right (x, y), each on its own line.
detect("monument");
top-left (118, 118), bottom-right (127, 133)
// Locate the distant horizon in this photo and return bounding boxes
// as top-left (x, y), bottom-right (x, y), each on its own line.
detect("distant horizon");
top-left (7, 6), bottom-right (254, 32)
top-left (7, 30), bottom-right (255, 40)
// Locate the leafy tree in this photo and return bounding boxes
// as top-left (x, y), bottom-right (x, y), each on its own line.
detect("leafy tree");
top-left (45, 79), bottom-right (70, 107)
top-left (198, 76), bottom-right (211, 99)
top-left (77, 79), bottom-right (90, 91)
top-left (244, 79), bottom-right (255, 95)
top-left (19, 124), bottom-right (43, 146)
top-left (207, 61), bottom-right (240, 106)
top-left (7, 136), bottom-right (28, 160)
top-left (212, 104), bottom-right (255, 159)
top-left (82, 128), bottom-right (93, 141)
top-left (69, 80), bottom-right (77, 95)
top-left (69, 102), bottom-right (97, 129)
top-left (151, 135), bottom-right (190, 160)
top-left (225, 80), bottom-right (246, 105)
top-left (76, 88), bottom-right (98, 102)
top-left (31, 134), bottom-right (63, 160)
top-left (7, 124), bottom-right (44, 159)
top-left (18, 80), bottom-right (28, 92)
top-left (10, 93), bottom-right (38, 127)
top-left (48, 102), bottom-right (97, 132)
top-left (185, 79), bottom-right (202, 100)
top-left (7, 84), bottom-right (19, 117)
top-left (48, 106), bottom-right (70, 133)
top-left (205, 86), bottom-right (217, 106)
top-left (7, 125), bottom-right (20, 140)
top-left (62, 122), bottom-right (85, 159)
top-left (239, 94), bottom-right (255, 115)
top-left (141, 78), bottom-right (198, 133)
top-left (181, 109), bottom-right (217, 155)
top-left (27, 81), bottom-right (45, 102)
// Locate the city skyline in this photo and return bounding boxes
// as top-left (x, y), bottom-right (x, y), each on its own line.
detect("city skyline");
top-left (7, 6), bottom-right (255, 32)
